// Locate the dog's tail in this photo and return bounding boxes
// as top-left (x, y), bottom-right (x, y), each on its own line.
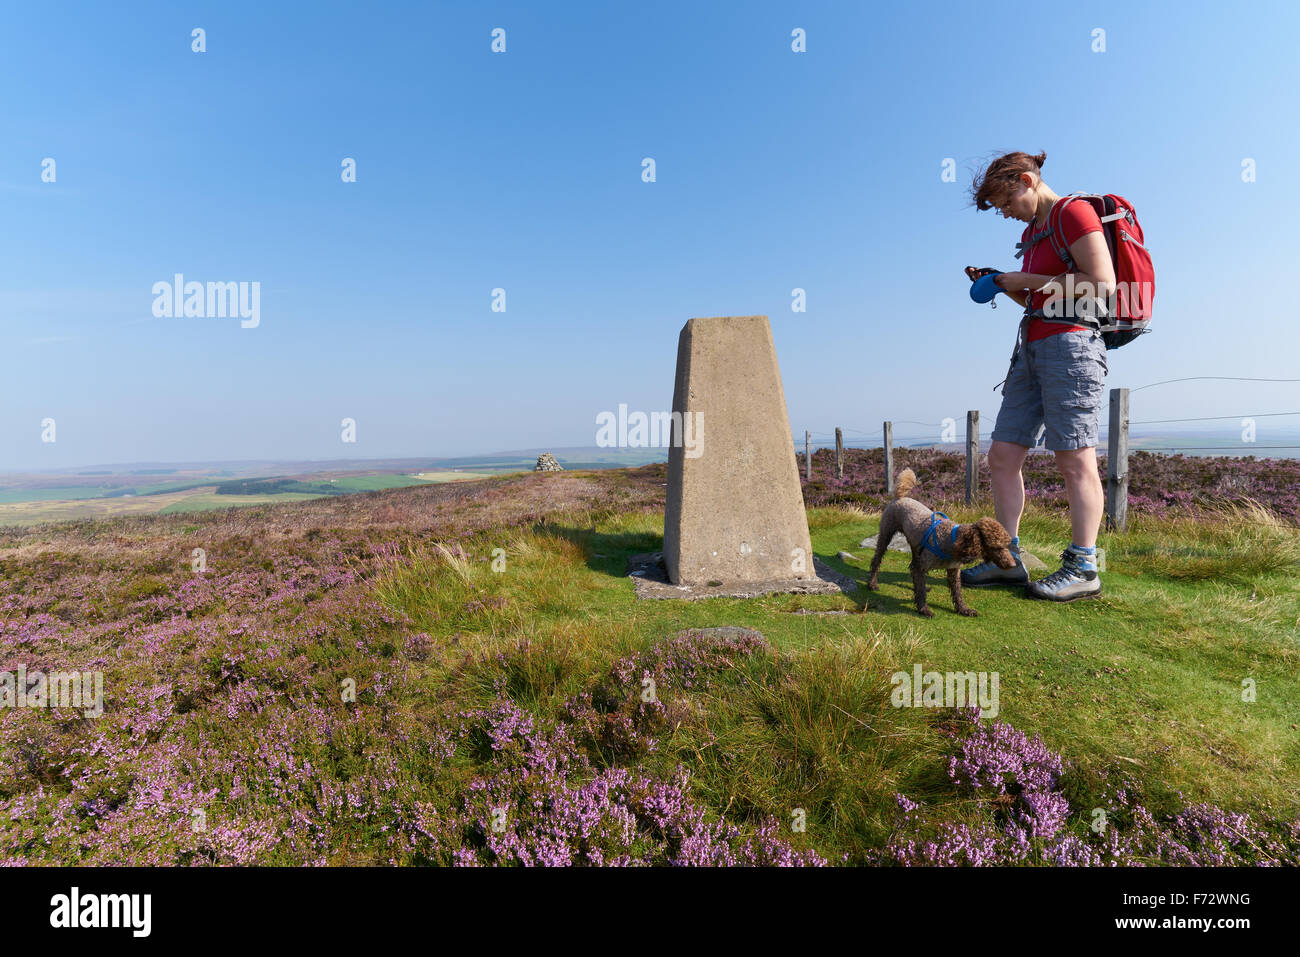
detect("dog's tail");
top-left (894, 468), bottom-right (918, 500)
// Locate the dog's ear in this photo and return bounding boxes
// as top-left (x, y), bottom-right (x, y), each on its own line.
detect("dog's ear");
top-left (974, 517), bottom-right (1013, 551)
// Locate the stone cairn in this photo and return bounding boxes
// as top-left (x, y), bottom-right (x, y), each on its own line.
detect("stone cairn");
top-left (534, 453), bottom-right (563, 472)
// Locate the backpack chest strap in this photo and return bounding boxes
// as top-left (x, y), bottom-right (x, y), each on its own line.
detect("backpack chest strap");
top-left (1014, 226), bottom-right (1055, 261)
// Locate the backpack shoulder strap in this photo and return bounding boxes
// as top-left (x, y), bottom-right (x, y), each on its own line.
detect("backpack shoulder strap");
top-left (1045, 193), bottom-right (1083, 269)
top-left (1047, 192), bottom-right (1115, 270)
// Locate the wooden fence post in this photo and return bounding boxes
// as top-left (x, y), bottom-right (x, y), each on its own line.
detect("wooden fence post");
top-left (835, 427), bottom-right (843, 480)
top-left (883, 421), bottom-right (894, 494)
top-left (965, 410), bottom-right (979, 505)
top-left (1105, 388), bottom-right (1129, 532)
top-left (805, 431), bottom-right (811, 482)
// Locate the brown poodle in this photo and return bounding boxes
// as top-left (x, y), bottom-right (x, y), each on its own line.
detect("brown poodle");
top-left (866, 468), bottom-right (1016, 617)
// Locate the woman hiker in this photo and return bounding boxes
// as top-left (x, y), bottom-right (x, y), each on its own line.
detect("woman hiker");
top-left (961, 150), bottom-right (1114, 601)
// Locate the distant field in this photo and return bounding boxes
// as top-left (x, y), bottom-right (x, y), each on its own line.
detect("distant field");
top-left (340, 472), bottom-right (489, 489)
top-left (0, 487), bottom-right (220, 525)
top-left (0, 470), bottom-right (494, 526)
top-left (0, 487), bottom-right (117, 504)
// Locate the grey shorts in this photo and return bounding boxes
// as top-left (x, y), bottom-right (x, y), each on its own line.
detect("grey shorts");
top-left (991, 328), bottom-right (1109, 451)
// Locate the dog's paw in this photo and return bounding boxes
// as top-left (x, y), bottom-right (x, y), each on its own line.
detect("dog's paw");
top-left (866, 580), bottom-right (879, 591)
top-left (917, 606), bottom-right (934, 618)
top-left (958, 607), bottom-right (979, 617)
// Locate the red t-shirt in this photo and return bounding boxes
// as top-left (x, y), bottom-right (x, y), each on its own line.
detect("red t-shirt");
top-left (1021, 199), bottom-right (1104, 342)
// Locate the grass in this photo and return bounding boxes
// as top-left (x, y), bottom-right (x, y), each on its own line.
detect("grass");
top-left (368, 497), bottom-right (1300, 859)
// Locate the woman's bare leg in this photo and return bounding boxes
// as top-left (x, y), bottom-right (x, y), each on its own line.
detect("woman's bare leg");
top-left (987, 440), bottom-right (1030, 538)
top-left (1054, 446), bottom-right (1104, 548)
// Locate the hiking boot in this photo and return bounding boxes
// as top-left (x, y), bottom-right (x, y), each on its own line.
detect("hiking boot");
top-left (1026, 546), bottom-right (1102, 602)
top-left (961, 539), bottom-right (1029, 588)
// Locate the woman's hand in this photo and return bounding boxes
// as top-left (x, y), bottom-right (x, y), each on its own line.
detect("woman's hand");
top-left (974, 269), bottom-right (1031, 309)
top-left (969, 272), bottom-right (1004, 303)
top-left (966, 266), bottom-right (1031, 308)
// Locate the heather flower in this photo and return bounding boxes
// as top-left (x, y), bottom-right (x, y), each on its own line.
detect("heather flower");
top-left (452, 701), bottom-right (821, 866)
top-left (403, 632), bottom-right (433, 661)
top-left (945, 711), bottom-right (1065, 798)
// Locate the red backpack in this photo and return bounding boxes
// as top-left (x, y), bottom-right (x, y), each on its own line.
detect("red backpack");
top-left (1016, 192), bottom-right (1155, 349)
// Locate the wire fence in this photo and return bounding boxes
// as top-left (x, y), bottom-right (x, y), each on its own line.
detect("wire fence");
top-left (796, 375), bottom-right (1300, 530)
top-left (799, 376), bottom-right (1300, 455)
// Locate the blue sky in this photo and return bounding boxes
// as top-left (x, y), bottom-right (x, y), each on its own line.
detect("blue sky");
top-left (2, 0), bottom-right (1298, 470)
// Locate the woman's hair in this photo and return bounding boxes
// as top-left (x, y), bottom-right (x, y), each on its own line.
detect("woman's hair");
top-left (970, 150), bottom-right (1047, 210)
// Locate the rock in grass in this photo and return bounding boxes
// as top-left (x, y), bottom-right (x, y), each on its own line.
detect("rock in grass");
top-left (860, 535), bottom-right (910, 554)
top-left (1020, 550), bottom-right (1048, 570)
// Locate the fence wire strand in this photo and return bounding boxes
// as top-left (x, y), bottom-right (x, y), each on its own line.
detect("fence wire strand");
top-left (1131, 376), bottom-right (1300, 393)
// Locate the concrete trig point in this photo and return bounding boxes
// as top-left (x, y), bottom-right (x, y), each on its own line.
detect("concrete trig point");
top-left (662, 315), bottom-right (817, 587)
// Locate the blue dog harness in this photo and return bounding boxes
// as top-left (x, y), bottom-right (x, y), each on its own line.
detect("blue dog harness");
top-left (921, 512), bottom-right (960, 560)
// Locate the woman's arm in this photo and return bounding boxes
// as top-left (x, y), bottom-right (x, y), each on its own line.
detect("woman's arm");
top-left (995, 231), bottom-right (1117, 305)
